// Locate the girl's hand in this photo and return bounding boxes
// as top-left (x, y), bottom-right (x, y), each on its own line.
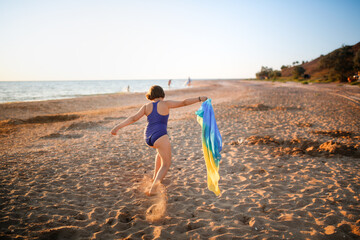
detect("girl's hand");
top-left (200, 96), bottom-right (208, 102)
top-left (111, 128), bottom-right (118, 135)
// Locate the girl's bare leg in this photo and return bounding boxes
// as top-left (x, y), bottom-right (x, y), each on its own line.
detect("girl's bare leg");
top-left (148, 135), bottom-right (171, 195)
top-left (153, 152), bottom-right (161, 181)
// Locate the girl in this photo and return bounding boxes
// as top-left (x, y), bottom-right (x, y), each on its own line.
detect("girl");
top-left (111, 85), bottom-right (207, 196)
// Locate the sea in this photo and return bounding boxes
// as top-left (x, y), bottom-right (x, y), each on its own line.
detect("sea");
top-left (0, 79), bottom-right (190, 103)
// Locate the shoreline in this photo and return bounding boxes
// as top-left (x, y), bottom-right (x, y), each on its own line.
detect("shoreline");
top-left (0, 79), bottom-right (244, 105)
top-left (0, 80), bottom-right (236, 121)
top-left (1, 80), bottom-right (360, 239)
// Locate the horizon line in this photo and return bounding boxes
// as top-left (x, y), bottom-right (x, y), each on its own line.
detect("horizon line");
top-left (0, 78), bottom-right (253, 82)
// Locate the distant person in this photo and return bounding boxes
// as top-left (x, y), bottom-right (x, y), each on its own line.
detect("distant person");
top-left (127, 85), bottom-right (130, 92)
top-left (168, 79), bottom-right (172, 88)
top-left (185, 77), bottom-right (191, 87)
top-left (111, 85), bottom-right (207, 196)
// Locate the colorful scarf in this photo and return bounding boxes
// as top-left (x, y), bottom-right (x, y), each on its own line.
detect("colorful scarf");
top-left (196, 99), bottom-right (222, 196)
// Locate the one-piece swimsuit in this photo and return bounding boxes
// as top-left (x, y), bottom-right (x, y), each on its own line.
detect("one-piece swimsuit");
top-left (144, 101), bottom-right (169, 146)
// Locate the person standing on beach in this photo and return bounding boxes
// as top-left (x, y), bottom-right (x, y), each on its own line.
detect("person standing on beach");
top-left (188, 77), bottom-right (192, 86)
top-left (111, 85), bottom-right (207, 195)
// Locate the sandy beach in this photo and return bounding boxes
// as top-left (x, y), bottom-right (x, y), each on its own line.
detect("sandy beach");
top-left (1, 80), bottom-right (359, 239)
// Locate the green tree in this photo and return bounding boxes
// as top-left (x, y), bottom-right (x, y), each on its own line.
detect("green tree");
top-left (256, 66), bottom-right (273, 79)
top-left (256, 66), bottom-right (282, 80)
top-left (292, 66), bottom-right (305, 79)
top-left (320, 45), bottom-right (354, 81)
top-left (354, 49), bottom-right (360, 71)
top-left (270, 70), bottom-right (281, 79)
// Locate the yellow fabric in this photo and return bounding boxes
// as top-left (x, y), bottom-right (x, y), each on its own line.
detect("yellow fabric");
top-left (197, 116), bottom-right (221, 196)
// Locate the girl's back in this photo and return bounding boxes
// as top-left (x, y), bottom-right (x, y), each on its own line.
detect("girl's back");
top-left (145, 101), bottom-right (169, 116)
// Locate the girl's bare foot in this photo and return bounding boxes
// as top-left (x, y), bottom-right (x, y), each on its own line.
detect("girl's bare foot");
top-left (146, 190), bottom-right (157, 196)
top-left (151, 178), bottom-right (162, 183)
top-left (147, 182), bottom-right (160, 196)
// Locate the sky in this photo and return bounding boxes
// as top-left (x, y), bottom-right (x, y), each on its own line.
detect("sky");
top-left (0, 0), bottom-right (360, 81)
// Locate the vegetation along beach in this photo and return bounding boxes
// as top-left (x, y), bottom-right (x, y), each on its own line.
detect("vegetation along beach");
top-left (1, 80), bottom-right (359, 239)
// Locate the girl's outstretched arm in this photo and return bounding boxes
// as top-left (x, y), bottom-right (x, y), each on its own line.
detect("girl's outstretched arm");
top-left (166, 96), bottom-right (207, 109)
top-left (111, 105), bottom-right (146, 135)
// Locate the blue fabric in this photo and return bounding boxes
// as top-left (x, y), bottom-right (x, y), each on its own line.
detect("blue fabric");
top-left (196, 99), bottom-right (222, 195)
top-left (196, 99), bottom-right (222, 167)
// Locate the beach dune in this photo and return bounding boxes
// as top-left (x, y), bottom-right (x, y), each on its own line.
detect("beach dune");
top-left (1, 80), bottom-right (359, 239)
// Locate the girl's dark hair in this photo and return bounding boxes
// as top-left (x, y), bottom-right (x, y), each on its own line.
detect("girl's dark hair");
top-left (146, 85), bottom-right (165, 100)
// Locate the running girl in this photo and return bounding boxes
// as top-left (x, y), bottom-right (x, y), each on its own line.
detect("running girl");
top-left (111, 85), bottom-right (207, 195)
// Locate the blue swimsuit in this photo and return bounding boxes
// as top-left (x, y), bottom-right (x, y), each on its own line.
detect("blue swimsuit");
top-left (145, 101), bottom-right (169, 146)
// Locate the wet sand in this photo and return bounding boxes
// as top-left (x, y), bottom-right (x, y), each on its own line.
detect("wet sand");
top-left (1, 80), bottom-right (359, 239)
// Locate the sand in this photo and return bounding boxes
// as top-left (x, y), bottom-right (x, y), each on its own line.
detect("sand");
top-left (1, 80), bottom-right (359, 239)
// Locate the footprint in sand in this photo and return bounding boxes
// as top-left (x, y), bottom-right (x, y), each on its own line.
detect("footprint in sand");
top-left (4, 114), bottom-right (80, 125)
top-left (40, 133), bottom-right (84, 139)
top-left (65, 121), bottom-right (102, 131)
top-left (103, 116), bottom-right (126, 121)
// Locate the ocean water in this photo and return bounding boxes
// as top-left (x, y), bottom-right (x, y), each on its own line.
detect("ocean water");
top-left (0, 79), bottom-right (189, 103)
